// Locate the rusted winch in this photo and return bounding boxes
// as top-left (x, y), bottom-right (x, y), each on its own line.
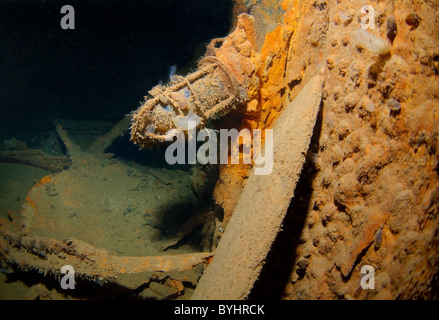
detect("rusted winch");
top-left (130, 14), bottom-right (259, 148)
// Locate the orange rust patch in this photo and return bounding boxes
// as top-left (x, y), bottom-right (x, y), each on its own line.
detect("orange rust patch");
top-left (24, 194), bottom-right (37, 210)
top-left (141, 258), bottom-right (150, 269)
top-left (166, 278), bottom-right (184, 293)
top-left (205, 256), bottom-right (214, 266)
top-left (36, 175), bottom-right (53, 186)
top-left (98, 257), bottom-right (108, 269)
top-left (22, 175), bottom-right (53, 213)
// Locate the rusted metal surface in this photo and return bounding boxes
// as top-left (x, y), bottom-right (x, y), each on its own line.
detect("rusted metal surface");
top-left (0, 149), bottom-right (71, 172)
top-left (0, 225), bottom-right (212, 289)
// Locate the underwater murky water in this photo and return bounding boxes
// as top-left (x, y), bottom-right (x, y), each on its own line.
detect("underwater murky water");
top-left (0, 0), bottom-right (231, 299)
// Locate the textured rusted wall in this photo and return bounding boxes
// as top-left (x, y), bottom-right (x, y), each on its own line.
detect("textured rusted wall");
top-left (215, 0), bottom-right (439, 299)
